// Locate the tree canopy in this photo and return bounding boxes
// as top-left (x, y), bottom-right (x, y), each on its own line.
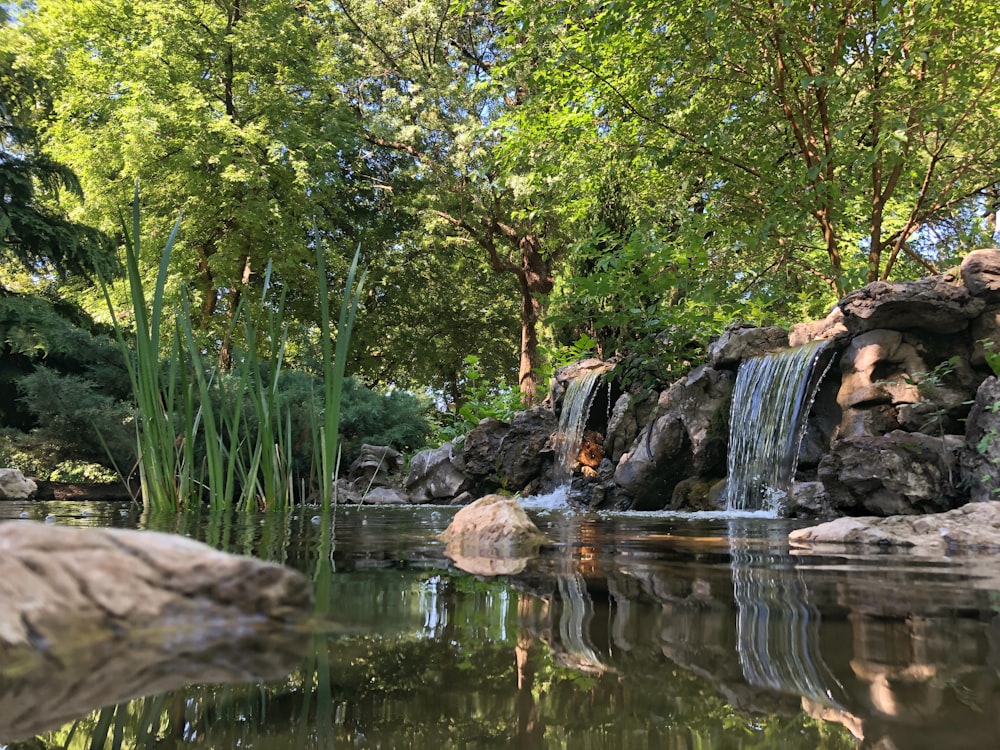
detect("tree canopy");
top-left (5, 0), bottom-right (1000, 403)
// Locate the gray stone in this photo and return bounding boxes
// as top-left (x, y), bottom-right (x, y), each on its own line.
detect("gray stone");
top-left (706, 323), bottom-right (788, 367)
top-left (960, 249), bottom-right (1000, 302)
top-left (348, 444), bottom-right (404, 488)
top-left (0, 469), bottom-right (37, 501)
top-left (818, 431), bottom-right (962, 515)
top-left (605, 389), bottom-right (658, 464)
top-left (361, 487), bottom-right (409, 504)
top-left (839, 277), bottom-right (985, 334)
top-left (969, 304), bottom-right (1000, 366)
top-left (495, 407), bottom-right (558, 490)
top-left (614, 366), bottom-right (734, 509)
top-left (404, 442), bottom-right (472, 503)
top-left (546, 359), bottom-right (614, 410)
top-left (960, 376), bottom-right (1000, 502)
top-left (458, 418), bottom-right (508, 480)
top-left (837, 329), bottom-right (924, 410)
top-left (789, 306), bottom-right (849, 347)
top-left (789, 501), bottom-right (1000, 551)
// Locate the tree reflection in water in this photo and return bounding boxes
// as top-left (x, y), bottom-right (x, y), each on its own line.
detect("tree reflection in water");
top-left (8, 503), bottom-right (1000, 748)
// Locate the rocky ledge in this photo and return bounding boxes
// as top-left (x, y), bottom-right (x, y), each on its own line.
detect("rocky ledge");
top-left (788, 501), bottom-right (1000, 553)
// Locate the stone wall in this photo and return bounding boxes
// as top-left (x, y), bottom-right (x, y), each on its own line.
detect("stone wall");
top-left (391, 250), bottom-right (1000, 516)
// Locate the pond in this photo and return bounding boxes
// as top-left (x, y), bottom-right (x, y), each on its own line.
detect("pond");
top-left (1, 499), bottom-right (999, 749)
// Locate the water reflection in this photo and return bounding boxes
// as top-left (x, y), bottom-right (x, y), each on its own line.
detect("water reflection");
top-left (2, 503), bottom-right (1000, 748)
top-left (729, 519), bottom-right (846, 709)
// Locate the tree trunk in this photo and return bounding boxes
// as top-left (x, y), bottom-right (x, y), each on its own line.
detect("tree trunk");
top-left (516, 235), bottom-right (553, 406)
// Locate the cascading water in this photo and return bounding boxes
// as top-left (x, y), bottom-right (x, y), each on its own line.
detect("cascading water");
top-left (553, 367), bottom-right (608, 484)
top-left (726, 340), bottom-right (833, 512)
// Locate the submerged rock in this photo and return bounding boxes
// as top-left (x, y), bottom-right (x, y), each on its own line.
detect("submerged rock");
top-left (789, 501), bottom-right (1000, 552)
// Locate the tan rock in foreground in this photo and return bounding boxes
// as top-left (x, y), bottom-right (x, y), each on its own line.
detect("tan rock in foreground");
top-left (0, 521), bottom-right (313, 742)
top-left (789, 501), bottom-right (1000, 552)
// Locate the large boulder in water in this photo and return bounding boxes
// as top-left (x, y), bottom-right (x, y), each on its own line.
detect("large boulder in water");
top-left (0, 521), bottom-right (312, 741)
top-left (439, 494), bottom-right (549, 575)
top-left (789, 501), bottom-right (1000, 552)
top-left (614, 365), bottom-right (733, 509)
top-left (0, 469), bottom-right (37, 500)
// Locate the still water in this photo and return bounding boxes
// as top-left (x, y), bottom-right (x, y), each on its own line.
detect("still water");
top-left (2, 500), bottom-right (999, 749)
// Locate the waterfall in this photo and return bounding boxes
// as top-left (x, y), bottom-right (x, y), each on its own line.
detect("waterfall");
top-left (726, 340), bottom-right (832, 512)
top-left (554, 368), bottom-right (607, 483)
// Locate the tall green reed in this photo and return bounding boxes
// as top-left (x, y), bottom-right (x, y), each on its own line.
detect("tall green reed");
top-left (103, 187), bottom-right (365, 512)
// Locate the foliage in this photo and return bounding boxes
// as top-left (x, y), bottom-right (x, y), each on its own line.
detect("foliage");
top-left (101, 190), bottom-right (374, 511)
top-left (430, 355), bottom-right (523, 444)
top-left (14, 0), bottom-right (385, 361)
top-left (0, 292), bottom-right (136, 477)
top-left (0, 10), bottom-right (116, 282)
top-left (499, 0), bottom-right (1000, 350)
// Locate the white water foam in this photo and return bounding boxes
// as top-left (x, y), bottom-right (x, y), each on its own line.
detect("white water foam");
top-left (519, 485), bottom-right (573, 512)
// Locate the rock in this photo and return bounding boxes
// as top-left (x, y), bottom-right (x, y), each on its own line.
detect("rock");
top-left (836, 329), bottom-right (924, 410)
top-left (706, 323), bottom-right (788, 367)
top-left (614, 365), bottom-right (733, 509)
top-left (789, 501), bottom-right (1000, 552)
top-left (970, 304), bottom-right (1000, 366)
top-left (781, 481), bottom-right (836, 519)
top-left (0, 469), bottom-right (37, 500)
top-left (404, 442), bottom-right (472, 503)
top-left (789, 306), bottom-right (849, 347)
top-left (0, 522), bottom-right (312, 741)
top-left (439, 494), bottom-right (548, 575)
top-left (495, 407), bottom-right (558, 490)
top-left (960, 376), bottom-right (1000, 502)
top-left (333, 477), bottom-right (362, 504)
top-left (458, 418), bottom-right (509, 481)
top-left (669, 476), bottom-right (722, 511)
top-left (818, 431), bottom-right (962, 515)
top-left (960, 249), bottom-right (1000, 302)
top-left (361, 486), bottom-right (409, 504)
top-left (546, 358), bottom-right (614, 411)
top-left (838, 277), bottom-right (985, 334)
top-left (438, 494), bottom-right (548, 550)
top-left (605, 389), bottom-right (658, 464)
top-left (348, 444), bottom-right (404, 488)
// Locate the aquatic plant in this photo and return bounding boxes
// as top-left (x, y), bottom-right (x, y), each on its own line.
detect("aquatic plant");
top-left (102, 186), bottom-right (365, 512)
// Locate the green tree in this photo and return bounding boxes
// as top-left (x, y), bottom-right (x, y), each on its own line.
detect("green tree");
top-left (501, 0), bottom-right (1000, 302)
top-left (0, 8), bottom-right (113, 284)
top-left (329, 0), bottom-right (580, 403)
top-left (15, 0), bottom-right (383, 364)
